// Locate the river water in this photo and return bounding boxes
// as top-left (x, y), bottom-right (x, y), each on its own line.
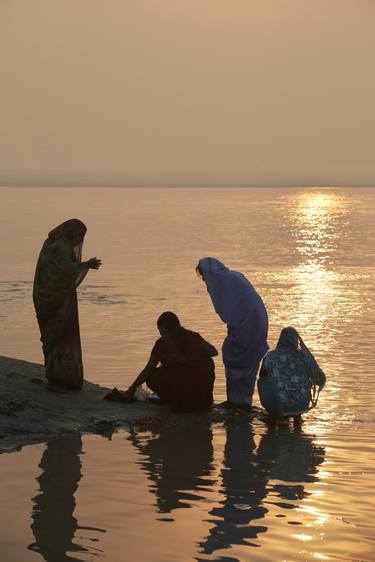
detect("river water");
top-left (0, 187), bottom-right (374, 561)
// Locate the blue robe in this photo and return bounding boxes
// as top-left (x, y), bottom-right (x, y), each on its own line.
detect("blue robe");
top-left (198, 257), bottom-right (269, 404)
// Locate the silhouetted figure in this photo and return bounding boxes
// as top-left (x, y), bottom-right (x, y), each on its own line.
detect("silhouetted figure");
top-left (33, 219), bottom-right (101, 391)
top-left (124, 311), bottom-right (217, 412)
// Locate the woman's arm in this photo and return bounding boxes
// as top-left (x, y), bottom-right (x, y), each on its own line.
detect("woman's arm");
top-left (125, 353), bottom-right (159, 395)
top-left (200, 339), bottom-right (218, 357)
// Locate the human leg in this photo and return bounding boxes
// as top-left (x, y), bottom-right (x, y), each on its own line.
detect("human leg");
top-left (145, 367), bottom-right (170, 404)
top-left (225, 364), bottom-right (259, 406)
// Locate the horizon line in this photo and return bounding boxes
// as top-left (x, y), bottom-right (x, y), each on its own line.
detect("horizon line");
top-left (0, 171), bottom-right (374, 189)
top-left (1, 183), bottom-right (374, 189)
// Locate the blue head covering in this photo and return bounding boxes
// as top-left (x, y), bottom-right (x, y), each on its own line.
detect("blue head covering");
top-left (197, 258), bottom-right (258, 325)
top-left (277, 327), bottom-right (326, 389)
top-left (197, 257), bottom-right (269, 370)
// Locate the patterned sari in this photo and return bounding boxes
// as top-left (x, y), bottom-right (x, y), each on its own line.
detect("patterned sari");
top-left (33, 219), bottom-right (88, 390)
top-left (258, 327), bottom-right (326, 416)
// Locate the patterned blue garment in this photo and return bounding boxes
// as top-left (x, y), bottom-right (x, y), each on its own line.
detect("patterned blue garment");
top-left (258, 326), bottom-right (326, 416)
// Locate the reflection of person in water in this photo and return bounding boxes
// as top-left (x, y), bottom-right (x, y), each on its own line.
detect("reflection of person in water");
top-left (199, 418), bottom-right (269, 556)
top-left (128, 423), bottom-right (215, 514)
top-left (257, 425), bottom-right (325, 504)
top-left (28, 436), bottom-right (104, 562)
top-left (199, 421), bottom-right (325, 557)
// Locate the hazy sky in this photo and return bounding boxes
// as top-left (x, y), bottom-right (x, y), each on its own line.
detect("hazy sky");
top-left (1, 1), bottom-right (375, 186)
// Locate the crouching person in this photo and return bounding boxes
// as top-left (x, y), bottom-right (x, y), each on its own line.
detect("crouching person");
top-left (258, 326), bottom-right (326, 423)
top-left (123, 312), bottom-right (217, 413)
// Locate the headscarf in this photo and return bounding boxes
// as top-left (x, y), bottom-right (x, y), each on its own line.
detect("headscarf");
top-left (197, 257), bottom-right (263, 326)
top-left (48, 218), bottom-right (86, 241)
top-left (277, 327), bottom-right (326, 389)
top-left (197, 257), bottom-right (269, 369)
top-left (47, 219), bottom-right (87, 262)
top-left (33, 219), bottom-right (88, 335)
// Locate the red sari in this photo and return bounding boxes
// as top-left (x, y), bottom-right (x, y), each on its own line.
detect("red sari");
top-left (147, 330), bottom-right (215, 412)
top-left (33, 220), bottom-right (88, 390)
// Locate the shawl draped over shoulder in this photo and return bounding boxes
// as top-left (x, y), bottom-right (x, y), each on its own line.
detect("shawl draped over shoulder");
top-left (33, 219), bottom-right (88, 389)
top-left (198, 257), bottom-right (269, 371)
top-left (276, 326), bottom-right (326, 389)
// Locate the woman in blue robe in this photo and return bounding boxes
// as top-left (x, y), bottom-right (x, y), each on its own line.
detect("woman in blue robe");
top-left (197, 257), bottom-right (269, 408)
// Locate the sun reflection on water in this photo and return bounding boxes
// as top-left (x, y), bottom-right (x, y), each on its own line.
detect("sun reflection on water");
top-left (292, 533), bottom-right (313, 541)
top-left (298, 504), bottom-right (330, 527)
top-left (263, 190), bottom-right (364, 434)
top-left (293, 191), bottom-right (346, 264)
top-left (290, 191), bottom-right (347, 331)
top-left (269, 191), bottom-right (353, 339)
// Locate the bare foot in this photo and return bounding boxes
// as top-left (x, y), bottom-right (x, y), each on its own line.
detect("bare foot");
top-left (215, 400), bottom-right (237, 409)
top-left (293, 414), bottom-right (303, 427)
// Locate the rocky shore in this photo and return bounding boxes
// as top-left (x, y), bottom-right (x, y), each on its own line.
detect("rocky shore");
top-left (0, 355), bottom-right (269, 454)
top-left (0, 355), bottom-right (172, 453)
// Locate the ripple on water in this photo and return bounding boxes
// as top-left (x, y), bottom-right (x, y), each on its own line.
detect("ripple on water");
top-left (0, 187), bottom-right (374, 561)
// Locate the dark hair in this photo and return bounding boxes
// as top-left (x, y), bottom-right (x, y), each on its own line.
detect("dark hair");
top-left (276, 326), bottom-right (300, 350)
top-left (157, 311), bottom-right (187, 351)
top-left (157, 311), bottom-right (181, 331)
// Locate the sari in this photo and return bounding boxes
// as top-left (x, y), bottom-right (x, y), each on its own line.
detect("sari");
top-left (33, 219), bottom-right (88, 390)
top-left (198, 257), bottom-right (269, 405)
top-left (275, 327), bottom-right (326, 389)
top-left (147, 329), bottom-right (215, 412)
top-left (258, 326), bottom-right (326, 416)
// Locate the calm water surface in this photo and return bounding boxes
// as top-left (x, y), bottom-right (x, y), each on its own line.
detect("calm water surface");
top-left (0, 187), bottom-right (374, 561)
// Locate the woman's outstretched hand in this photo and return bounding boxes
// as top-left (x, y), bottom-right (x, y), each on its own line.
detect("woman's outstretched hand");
top-left (87, 257), bottom-right (102, 269)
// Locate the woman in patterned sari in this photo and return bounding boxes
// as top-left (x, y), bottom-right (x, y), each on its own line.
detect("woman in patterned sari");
top-left (33, 219), bottom-right (101, 391)
top-left (258, 326), bottom-right (326, 421)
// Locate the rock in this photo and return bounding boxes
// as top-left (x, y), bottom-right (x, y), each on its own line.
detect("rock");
top-left (94, 420), bottom-right (118, 434)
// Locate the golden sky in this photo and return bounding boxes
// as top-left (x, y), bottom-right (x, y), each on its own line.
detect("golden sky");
top-left (1, 1), bottom-right (375, 186)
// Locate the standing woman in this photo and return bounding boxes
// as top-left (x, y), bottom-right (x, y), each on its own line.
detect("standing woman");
top-left (197, 257), bottom-right (269, 409)
top-left (33, 219), bottom-right (101, 391)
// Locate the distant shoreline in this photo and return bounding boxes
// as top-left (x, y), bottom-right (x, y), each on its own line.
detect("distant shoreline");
top-left (0, 173), bottom-right (374, 189)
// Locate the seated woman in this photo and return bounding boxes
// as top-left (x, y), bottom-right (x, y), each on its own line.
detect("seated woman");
top-left (258, 326), bottom-right (326, 422)
top-left (123, 311), bottom-right (218, 412)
